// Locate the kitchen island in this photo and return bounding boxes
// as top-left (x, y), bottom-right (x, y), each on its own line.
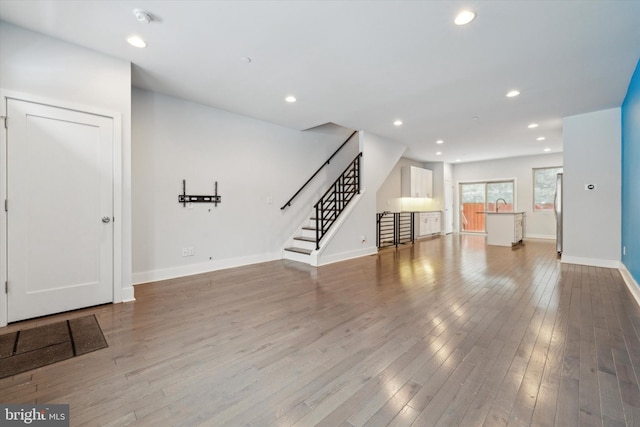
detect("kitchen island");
top-left (485, 212), bottom-right (525, 246)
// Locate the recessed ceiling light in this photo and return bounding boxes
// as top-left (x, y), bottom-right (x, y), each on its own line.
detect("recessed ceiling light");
top-left (454, 10), bottom-right (476, 25)
top-left (127, 35), bottom-right (147, 48)
top-left (536, 136), bottom-right (546, 141)
top-left (285, 96), bottom-right (296, 103)
top-left (472, 116), bottom-right (480, 120)
top-left (506, 90), bottom-right (520, 98)
top-left (394, 120), bottom-right (403, 126)
top-left (544, 148), bottom-right (551, 152)
top-left (436, 140), bottom-right (444, 144)
top-left (456, 159), bottom-right (461, 162)
top-left (528, 123), bottom-right (539, 129)
top-left (240, 57), bottom-right (252, 63)
top-left (436, 152), bottom-right (442, 155)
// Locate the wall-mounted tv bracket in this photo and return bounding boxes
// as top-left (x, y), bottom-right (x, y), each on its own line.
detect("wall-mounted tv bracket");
top-left (178, 179), bottom-right (221, 207)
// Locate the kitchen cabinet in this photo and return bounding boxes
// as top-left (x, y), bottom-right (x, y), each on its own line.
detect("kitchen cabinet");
top-left (401, 166), bottom-right (433, 198)
top-left (486, 212), bottom-right (525, 246)
top-left (417, 211), bottom-right (441, 237)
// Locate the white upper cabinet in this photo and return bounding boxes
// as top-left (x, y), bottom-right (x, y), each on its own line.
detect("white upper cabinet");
top-left (401, 166), bottom-right (433, 198)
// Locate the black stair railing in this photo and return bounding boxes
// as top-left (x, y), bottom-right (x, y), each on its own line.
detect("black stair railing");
top-left (281, 130), bottom-right (358, 210)
top-left (314, 153), bottom-right (362, 249)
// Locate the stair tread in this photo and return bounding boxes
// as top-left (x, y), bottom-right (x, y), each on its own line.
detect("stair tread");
top-left (284, 247), bottom-right (313, 255)
top-left (294, 236), bottom-right (316, 242)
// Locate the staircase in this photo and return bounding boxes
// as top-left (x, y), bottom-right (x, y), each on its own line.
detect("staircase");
top-left (285, 218), bottom-right (320, 256)
top-left (284, 152), bottom-right (362, 261)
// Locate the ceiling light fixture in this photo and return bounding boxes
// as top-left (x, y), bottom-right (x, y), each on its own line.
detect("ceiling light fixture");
top-left (544, 148), bottom-right (551, 152)
top-left (454, 10), bottom-right (476, 25)
top-left (436, 152), bottom-right (442, 155)
top-left (394, 120), bottom-right (403, 126)
top-left (536, 136), bottom-right (546, 141)
top-left (528, 123), bottom-right (539, 129)
top-left (285, 96), bottom-right (296, 103)
top-left (133, 9), bottom-right (153, 24)
top-left (455, 159), bottom-right (461, 162)
top-left (127, 35), bottom-right (147, 48)
top-left (436, 140), bottom-right (444, 144)
top-left (506, 90), bottom-right (520, 98)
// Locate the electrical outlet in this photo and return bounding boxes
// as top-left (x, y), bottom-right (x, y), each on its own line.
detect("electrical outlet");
top-left (181, 247), bottom-right (188, 257)
top-left (188, 247), bottom-right (194, 256)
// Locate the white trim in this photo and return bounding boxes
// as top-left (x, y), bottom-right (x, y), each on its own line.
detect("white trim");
top-left (524, 234), bottom-right (555, 240)
top-left (121, 286), bottom-right (136, 302)
top-left (561, 255), bottom-right (621, 269)
top-left (0, 90), bottom-right (123, 120)
top-left (619, 263), bottom-right (640, 310)
top-left (0, 93), bottom-right (8, 327)
top-left (132, 252), bottom-right (281, 285)
top-left (0, 89), bottom-right (124, 326)
top-left (111, 109), bottom-right (126, 303)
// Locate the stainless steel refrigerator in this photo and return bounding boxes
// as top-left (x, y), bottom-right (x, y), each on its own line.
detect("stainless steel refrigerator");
top-left (554, 173), bottom-right (563, 254)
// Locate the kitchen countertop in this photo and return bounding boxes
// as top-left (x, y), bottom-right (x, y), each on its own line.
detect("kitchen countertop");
top-left (477, 211), bottom-right (525, 215)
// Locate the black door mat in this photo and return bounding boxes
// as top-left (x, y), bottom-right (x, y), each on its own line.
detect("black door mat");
top-left (0, 315), bottom-right (108, 379)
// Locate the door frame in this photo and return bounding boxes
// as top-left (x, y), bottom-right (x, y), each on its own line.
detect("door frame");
top-left (444, 179), bottom-right (454, 234)
top-left (456, 177), bottom-right (518, 234)
top-left (0, 90), bottom-right (123, 327)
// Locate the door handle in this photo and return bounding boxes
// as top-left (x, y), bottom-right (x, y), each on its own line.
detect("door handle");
top-left (102, 216), bottom-right (111, 223)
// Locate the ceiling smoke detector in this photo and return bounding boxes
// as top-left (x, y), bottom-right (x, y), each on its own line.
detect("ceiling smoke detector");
top-left (133, 9), bottom-right (153, 24)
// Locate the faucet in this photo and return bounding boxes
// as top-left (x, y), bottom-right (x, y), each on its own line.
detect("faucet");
top-left (495, 198), bottom-right (507, 212)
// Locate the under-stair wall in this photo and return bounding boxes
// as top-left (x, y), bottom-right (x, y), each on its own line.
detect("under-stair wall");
top-left (131, 89), bottom-right (358, 283)
top-left (316, 131), bottom-right (407, 265)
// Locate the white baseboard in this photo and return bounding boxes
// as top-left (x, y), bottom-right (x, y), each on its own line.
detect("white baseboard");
top-left (120, 286), bottom-right (136, 302)
top-left (619, 263), bottom-right (640, 310)
top-left (132, 252), bottom-right (281, 285)
top-left (524, 234), bottom-right (555, 240)
top-left (561, 255), bottom-right (621, 269)
top-left (316, 246), bottom-right (378, 266)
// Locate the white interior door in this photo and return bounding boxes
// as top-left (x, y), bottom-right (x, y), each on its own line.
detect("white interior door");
top-left (6, 99), bottom-right (113, 322)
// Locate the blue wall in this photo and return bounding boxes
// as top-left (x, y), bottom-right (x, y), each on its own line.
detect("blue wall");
top-left (622, 58), bottom-right (640, 286)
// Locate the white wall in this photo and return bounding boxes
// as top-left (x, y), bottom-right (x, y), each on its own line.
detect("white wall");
top-left (377, 158), bottom-right (429, 212)
top-left (319, 131), bottom-right (406, 264)
top-left (0, 22), bottom-right (133, 309)
top-left (132, 89), bottom-right (357, 282)
top-left (424, 161), bottom-right (447, 211)
top-left (562, 108), bottom-right (621, 267)
top-left (452, 153), bottom-right (564, 238)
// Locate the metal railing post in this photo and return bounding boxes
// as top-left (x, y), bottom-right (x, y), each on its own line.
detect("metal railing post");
top-left (315, 203), bottom-right (320, 250)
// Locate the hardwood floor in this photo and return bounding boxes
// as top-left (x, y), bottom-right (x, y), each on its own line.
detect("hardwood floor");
top-left (1, 235), bottom-right (639, 426)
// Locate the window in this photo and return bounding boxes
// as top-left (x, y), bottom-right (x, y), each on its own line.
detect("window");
top-left (533, 167), bottom-right (562, 211)
top-left (460, 180), bottom-right (514, 232)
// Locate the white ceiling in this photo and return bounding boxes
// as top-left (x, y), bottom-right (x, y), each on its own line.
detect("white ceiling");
top-left (1, 0), bottom-right (639, 163)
